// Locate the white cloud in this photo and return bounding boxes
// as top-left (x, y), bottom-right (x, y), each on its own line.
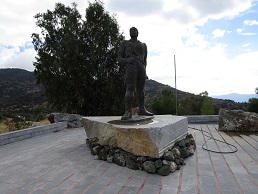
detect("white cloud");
top-left (244, 19), bottom-right (258, 25)
top-left (163, 0), bottom-right (253, 25)
top-left (236, 28), bottom-right (256, 35)
top-left (212, 28), bottom-right (226, 38)
top-left (150, 47), bottom-right (258, 95)
top-left (0, 0), bottom-right (89, 46)
top-left (106, 0), bottom-right (163, 16)
top-left (0, 0), bottom-right (89, 70)
top-left (0, 0), bottom-right (257, 95)
top-left (107, 0), bottom-right (253, 25)
top-left (1, 46), bottom-right (35, 71)
top-left (242, 43), bottom-right (251, 47)
top-left (237, 28), bottom-right (243, 33)
top-left (243, 32), bottom-right (256, 35)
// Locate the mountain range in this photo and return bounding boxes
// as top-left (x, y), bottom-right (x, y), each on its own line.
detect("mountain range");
top-left (211, 93), bottom-right (257, 103)
top-left (0, 68), bottom-right (250, 116)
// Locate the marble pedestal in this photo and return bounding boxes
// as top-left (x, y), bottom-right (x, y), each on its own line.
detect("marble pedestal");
top-left (81, 115), bottom-right (188, 158)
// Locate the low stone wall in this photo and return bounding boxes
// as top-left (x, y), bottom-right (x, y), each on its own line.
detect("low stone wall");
top-left (0, 122), bottom-right (67, 146)
top-left (187, 115), bottom-right (219, 124)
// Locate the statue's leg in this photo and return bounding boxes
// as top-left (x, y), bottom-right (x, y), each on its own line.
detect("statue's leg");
top-left (121, 89), bottom-right (134, 120)
top-left (121, 64), bottom-right (136, 120)
top-left (136, 63), bottom-right (153, 116)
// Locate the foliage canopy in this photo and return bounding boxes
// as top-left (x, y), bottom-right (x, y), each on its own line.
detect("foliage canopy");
top-left (178, 94), bottom-right (204, 115)
top-left (200, 96), bottom-right (215, 115)
top-left (32, 1), bottom-right (125, 116)
top-left (247, 98), bottom-right (258, 114)
top-left (150, 89), bottom-right (176, 115)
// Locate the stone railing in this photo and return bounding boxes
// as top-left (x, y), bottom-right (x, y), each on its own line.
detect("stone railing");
top-left (0, 121), bottom-right (67, 146)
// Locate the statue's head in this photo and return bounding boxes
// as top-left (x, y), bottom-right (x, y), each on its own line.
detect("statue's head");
top-left (130, 27), bottom-right (138, 38)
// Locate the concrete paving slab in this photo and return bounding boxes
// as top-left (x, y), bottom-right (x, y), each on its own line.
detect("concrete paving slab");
top-left (0, 125), bottom-right (257, 194)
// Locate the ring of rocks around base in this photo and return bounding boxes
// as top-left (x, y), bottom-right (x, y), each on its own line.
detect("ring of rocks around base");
top-left (86, 133), bottom-right (196, 176)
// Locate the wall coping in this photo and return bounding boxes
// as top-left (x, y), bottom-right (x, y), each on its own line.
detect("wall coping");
top-left (186, 115), bottom-right (219, 124)
top-left (0, 121), bottom-right (67, 146)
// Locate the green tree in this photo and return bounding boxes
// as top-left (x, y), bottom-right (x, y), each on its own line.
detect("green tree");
top-left (178, 94), bottom-right (204, 115)
top-left (199, 91), bottom-right (208, 96)
top-left (200, 96), bottom-right (215, 115)
top-left (32, 105), bottom-right (46, 121)
top-left (150, 89), bottom-right (176, 115)
top-left (32, 1), bottom-right (125, 116)
top-left (247, 98), bottom-right (258, 114)
top-left (0, 113), bottom-right (5, 121)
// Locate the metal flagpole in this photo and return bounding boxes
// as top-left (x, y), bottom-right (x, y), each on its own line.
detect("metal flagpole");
top-left (174, 55), bottom-right (178, 115)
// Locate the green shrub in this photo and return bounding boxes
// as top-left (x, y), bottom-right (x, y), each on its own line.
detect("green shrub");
top-left (247, 98), bottom-right (258, 114)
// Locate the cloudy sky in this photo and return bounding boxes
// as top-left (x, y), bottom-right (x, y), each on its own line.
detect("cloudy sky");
top-left (1, 0), bottom-right (258, 96)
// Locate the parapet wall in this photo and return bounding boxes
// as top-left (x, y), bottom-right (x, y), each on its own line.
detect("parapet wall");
top-left (0, 122), bottom-right (67, 146)
top-left (187, 115), bottom-right (219, 124)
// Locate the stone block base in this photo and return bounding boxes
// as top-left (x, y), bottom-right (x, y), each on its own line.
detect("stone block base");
top-left (81, 115), bottom-right (188, 158)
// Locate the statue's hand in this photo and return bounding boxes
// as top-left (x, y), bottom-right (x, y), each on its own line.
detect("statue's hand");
top-left (127, 57), bottom-right (135, 63)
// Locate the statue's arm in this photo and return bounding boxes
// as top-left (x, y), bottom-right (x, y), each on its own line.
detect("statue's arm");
top-left (117, 41), bottom-right (128, 64)
top-left (144, 43), bottom-right (149, 79)
top-left (144, 43), bottom-right (147, 67)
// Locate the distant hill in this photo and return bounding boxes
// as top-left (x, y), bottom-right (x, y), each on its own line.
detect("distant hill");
top-left (0, 68), bottom-right (248, 116)
top-left (144, 79), bottom-right (247, 112)
top-left (145, 79), bottom-right (191, 105)
top-left (0, 68), bottom-right (45, 115)
top-left (211, 93), bottom-right (257, 103)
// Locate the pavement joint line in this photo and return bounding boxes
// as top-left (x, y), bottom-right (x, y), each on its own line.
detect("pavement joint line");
top-left (0, 123), bottom-right (257, 193)
top-left (236, 132), bottom-right (258, 151)
top-left (201, 126), bottom-right (222, 194)
top-left (230, 135), bottom-right (258, 165)
top-left (229, 134), bottom-right (258, 165)
top-left (62, 160), bottom-right (106, 193)
top-left (99, 165), bottom-right (125, 194)
top-left (7, 145), bottom-right (90, 192)
top-left (0, 136), bottom-right (87, 180)
top-left (215, 127), bottom-right (258, 187)
top-left (136, 174), bottom-right (148, 194)
top-left (208, 125), bottom-right (244, 194)
top-left (117, 170), bottom-right (136, 194)
top-left (156, 176), bottom-right (165, 194)
top-left (81, 163), bottom-right (113, 194)
top-left (193, 127), bottom-right (201, 194)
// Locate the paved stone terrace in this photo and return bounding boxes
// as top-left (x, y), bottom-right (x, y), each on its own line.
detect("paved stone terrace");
top-left (0, 124), bottom-right (257, 194)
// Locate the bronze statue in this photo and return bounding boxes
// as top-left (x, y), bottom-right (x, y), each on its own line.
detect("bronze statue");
top-left (118, 27), bottom-right (153, 120)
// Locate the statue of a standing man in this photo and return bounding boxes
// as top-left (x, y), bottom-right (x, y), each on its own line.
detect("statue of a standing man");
top-left (118, 27), bottom-right (153, 120)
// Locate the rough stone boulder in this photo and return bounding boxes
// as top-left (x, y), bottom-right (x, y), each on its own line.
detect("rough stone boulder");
top-left (86, 133), bottom-right (196, 176)
top-left (219, 109), bottom-right (258, 131)
top-left (47, 113), bottom-right (82, 128)
top-left (81, 115), bottom-right (188, 158)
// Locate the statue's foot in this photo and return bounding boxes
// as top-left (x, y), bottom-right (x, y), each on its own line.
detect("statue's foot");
top-left (138, 108), bottom-right (153, 116)
top-left (121, 111), bottom-right (132, 120)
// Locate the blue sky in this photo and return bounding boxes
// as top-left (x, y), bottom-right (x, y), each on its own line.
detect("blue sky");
top-left (196, 7), bottom-right (258, 58)
top-left (0, 0), bottom-right (257, 96)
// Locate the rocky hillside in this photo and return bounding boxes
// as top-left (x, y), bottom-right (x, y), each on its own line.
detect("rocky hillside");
top-left (0, 68), bottom-right (247, 116)
top-left (144, 79), bottom-right (247, 112)
top-left (0, 68), bottom-right (45, 115)
top-left (145, 79), bottom-right (190, 104)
